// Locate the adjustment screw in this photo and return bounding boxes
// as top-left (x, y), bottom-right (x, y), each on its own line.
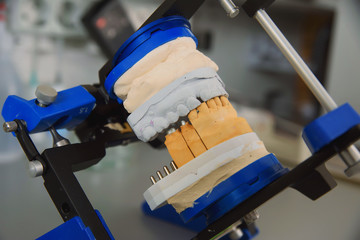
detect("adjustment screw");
top-left (35, 85), bottom-right (58, 106)
top-left (244, 210), bottom-right (259, 224)
top-left (28, 160), bottom-right (44, 178)
top-left (3, 121), bottom-right (18, 133)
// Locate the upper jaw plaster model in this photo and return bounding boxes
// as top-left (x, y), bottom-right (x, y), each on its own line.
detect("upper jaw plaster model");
top-left (114, 37), bottom-right (218, 113)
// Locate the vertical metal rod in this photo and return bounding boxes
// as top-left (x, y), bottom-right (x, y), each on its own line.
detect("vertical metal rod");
top-left (254, 9), bottom-right (360, 173)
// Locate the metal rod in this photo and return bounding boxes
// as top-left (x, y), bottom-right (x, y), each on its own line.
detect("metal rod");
top-left (3, 121), bottom-right (18, 133)
top-left (218, 0), bottom-right (239, 18)
top-left (156, 171), bottom-right (163, 180)
top-left (254, 9), bottom-right (360, 173)
top-left (150, 176), bottom-right (157, 185)
top-left (163, 166), bottom-right (171, 175)
top-left (254, 9), bottom-right (337, 112)
top-left (49, 127), bottom-right (70, 147)
top-left (170, 161), bottom-right (178, 171)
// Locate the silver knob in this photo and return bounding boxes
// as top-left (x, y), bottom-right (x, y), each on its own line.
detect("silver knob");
top-left (35, 85), bottom-right (58, 106)
top-left (228, 227), bottom-right (243, 240)
top-left (218, 0), bottom-right (239, 18)
top-left (28, 160), bottom-right (44, 178)
top-left (3, 121), bottom-right (18, 133)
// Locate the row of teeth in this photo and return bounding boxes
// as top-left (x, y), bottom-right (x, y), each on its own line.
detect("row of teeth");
top-left (142, 97), bottom-right (200, 141)
top-left (141, 87), bottom-right (227, 142)
top-left (127, 68), bottom-right (227, 142)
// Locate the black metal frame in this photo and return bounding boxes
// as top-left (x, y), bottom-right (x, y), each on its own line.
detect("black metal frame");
top-left (193, 125), bottom-right (360, 239)
top-left (13, 119), bottom-right (111, 239)
top-left (81, 0), bottom-right (135, 59)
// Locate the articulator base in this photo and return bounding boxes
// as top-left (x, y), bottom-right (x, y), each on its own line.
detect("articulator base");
top-left (2, 0), bottom-right (360, 239)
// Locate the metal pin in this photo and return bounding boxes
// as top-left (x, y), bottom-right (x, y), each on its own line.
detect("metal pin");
top-left (163, 166), bottom-right (171, 175)
top-left (156, 171), bottom-right (163, 180)
top-left (170, 161), bottom-right (178, 171)
top-left (167, 128), bottom-right (176, 135)
top-left (218, 0), bottom-right (239, 18)
top-left (49, 127), bottom-right (70, 147)
top-left (3, 121), bottom-right (18, 133)
top-left (150, 176), bottom-right (157, 185)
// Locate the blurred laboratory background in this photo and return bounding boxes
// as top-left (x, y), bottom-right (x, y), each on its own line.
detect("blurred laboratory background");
top-left (0, 0), bottom-right (360, 239)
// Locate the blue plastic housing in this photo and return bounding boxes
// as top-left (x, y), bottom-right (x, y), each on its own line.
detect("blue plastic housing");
top-left (142, 154), bottom-right (285, 239)
top-left (179, 154), bottom-right (289, 223)
top-left (37, 210), bottom-right (114, 240)
top-left (105, 16), bottom-right (198, 100)
top-left (2, 86), bottom-right (95, 133)
top-left (303, 103), bottom-right (360, 153)
top-left (142, 202), bottom-right (259, 240)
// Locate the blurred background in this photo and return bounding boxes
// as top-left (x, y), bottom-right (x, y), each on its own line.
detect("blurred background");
top-left (0, 0), bottom-right (360, 239)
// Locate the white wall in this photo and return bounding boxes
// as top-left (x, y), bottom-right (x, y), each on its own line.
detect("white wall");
top-left (327, 0), bottom-right (360, 112)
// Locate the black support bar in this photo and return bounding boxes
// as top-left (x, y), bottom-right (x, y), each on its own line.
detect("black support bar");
top-left (141, 0), bottom-right (205, 28)
top-left (13, 121), bottom-right (111, 240)
top-left (242, 0), bottom-right (276, 17)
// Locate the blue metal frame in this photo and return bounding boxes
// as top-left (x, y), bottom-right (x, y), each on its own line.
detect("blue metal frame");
top-left (142, 202), bottom-right (259, 240)
top-left (2, 86), bottom-right (96, 133)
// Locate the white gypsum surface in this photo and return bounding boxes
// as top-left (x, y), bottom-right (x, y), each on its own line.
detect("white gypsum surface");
top-left (127, 67), bottom-right (227, 142)
top-left (143, 132), bottom-right (267, 210)
top-left (113, 37), bottom-right (219, 113)
top-left (168, 147), bottom-right (269, 213)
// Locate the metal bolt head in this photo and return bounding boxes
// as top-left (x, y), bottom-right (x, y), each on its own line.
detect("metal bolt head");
top-left (227, 8), bottom-right (239, 18)
top-left (218, 0), bottom-right (240, 18)
top-left (345, 160), bottom-right (360, 177)
top-left (244, 210), bottom-right (259, 224)
top-left (3, 121), bottom-right (18, 133)
top-left (28, 160), bottom-right (44, 178)
top-left (35, 85), bottom-right (58, 106)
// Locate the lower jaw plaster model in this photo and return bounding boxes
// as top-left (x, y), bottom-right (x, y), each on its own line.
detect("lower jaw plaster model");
top-left (112, 35), bottom-right (276, 215)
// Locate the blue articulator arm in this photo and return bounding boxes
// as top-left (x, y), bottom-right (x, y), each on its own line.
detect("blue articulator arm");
top-left (2, 86), bottom-right (96, 134)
